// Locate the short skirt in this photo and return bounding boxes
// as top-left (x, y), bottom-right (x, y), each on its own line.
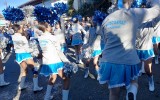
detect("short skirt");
top-left (16, 53), bottom-right (32, 64)
top-left (40, 62), bottom-right (64, 77)
top-left (152, 37), bottom-right (160, 44)
top-left (137, 49), bottom-right (155, 60)
top-left (91, 50), bottom-right (102, 58)
top-left (99, 62), bottom-right (140, 89)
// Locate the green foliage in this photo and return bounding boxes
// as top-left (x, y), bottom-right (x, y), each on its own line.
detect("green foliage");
top-left (67, 0), bottom-right (111, 17)
top-left (67, 0), bottom-right (75, 16)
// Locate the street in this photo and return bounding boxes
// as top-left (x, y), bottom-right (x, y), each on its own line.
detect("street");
top-left (0, 47), bottom-right (160, 100)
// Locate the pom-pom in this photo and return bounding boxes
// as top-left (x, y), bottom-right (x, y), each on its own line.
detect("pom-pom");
top-left (93, 10), bottom-right (107, 25)
top-left (53, 2), bottom-right (68, 16)
top-left (2, 6), bottom-right (24, 23)
top-left (22, 6), bottom-right (35, 17)
top-left (131, 0), bottom-right (150, 8)
top-left (81, 44), bottom-right (93, 59)
top-left (34, 6), bottom-right (59, 26)
top-left (63, 62), bottom-right (78, 78)
top-left (50, 7), bottom-right (61, 25)
top-left (0, 36), bottom-right (9, 49)
top-left (34, 6), bottom-right (52, 23)
top-left (28, 38), bottom-right (40, 57)
top-left (72, 14), bottom-right (82, 22)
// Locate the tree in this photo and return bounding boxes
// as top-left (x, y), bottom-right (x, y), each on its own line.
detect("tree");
top-left (67, 0), bottom-right (111, 16)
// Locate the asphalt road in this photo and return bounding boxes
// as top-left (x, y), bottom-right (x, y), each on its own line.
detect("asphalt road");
top-left (1, 47), bottom-right (160, 100)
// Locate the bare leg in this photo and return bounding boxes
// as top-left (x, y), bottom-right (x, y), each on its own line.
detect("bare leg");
top-left (74, 46), bottom-right (79, 63)
top-left (25, 59), bottom-right (43, 91)
top-left (144, 58), bottom-right (154, 91)
top-left (93, 56), bottom-right (100, 71)
top-left (44, 74), bottom-right (57, 100)
top-left (93, 56), bottom-right (100, 80)
top-left (18, 61), bottom-right (28, 90)
top-left (0, 49), bottom-right (3, 74)
top-left (59, 69), bottom-right (70, 100)
top-left (153, 44), bottom-right (159, 64)
top-left (83, 59), bottom-right (90, 78)
top-left (109, 87), bottom-right (121, 100)
top-left (0, 57), bottom-right (3, 74)
top-left (77, 44), bottom-right (83, 64)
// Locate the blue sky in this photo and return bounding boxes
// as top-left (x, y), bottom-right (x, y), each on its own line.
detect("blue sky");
top-left (0, 0), bottom-right (29, 14)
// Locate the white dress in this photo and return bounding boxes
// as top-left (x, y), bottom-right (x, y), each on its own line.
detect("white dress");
top-left (38, 32), bottom-right (64, 76)
top-left (12, 33), bottom-right (32, 64)
top-left (71, 23), bottom-right (86, 46)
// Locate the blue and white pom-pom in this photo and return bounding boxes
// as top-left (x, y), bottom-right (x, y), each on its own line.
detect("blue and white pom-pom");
top-left (131, 0), bottom-right (151, 8)
top-left (2, 6), bottom-right (24, 23)
top-left (34, 6), bottom-right (59, 26)
top-left (81, 44), bottom-right (93, 59)
top-left (34, 6), bottom-right (52, 23)
top-left (28, 38), bottom-right (40, 57)
top-left (53, 2), bottom-right (68, 16)
top-left (93, 10), bottom-right (107, 25)
top-left (0, 36), bottom-right (9, 49)
top-left (63, 62), bottom-right (78, 78)
top-left (50, 7), bottom-right (61, 25)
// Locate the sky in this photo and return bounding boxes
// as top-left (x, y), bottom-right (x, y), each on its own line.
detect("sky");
top-left (0, 0), bottom-right (29, 14)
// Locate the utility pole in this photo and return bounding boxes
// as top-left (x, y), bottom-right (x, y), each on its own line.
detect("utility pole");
top-left (4, 0), bottom-right (8, 8)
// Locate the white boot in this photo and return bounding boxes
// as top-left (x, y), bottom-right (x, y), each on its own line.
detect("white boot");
top-left (126, 84), bottom-right (138, 100)
top-left (33, 77), bottom-right (43, 92)
top-left (62, 90), bottom-right (69, 100)
top-left (18, 76), bottom-right (27, 90)
top-left (0, 73), bottom-right (10, 86)
top-left (84, 68), bottom-right (89, 78)
top-left (1, 51), bottom-right (4, 60)
top-left (44, 85), bottom-right (53, 100)
top-left (78, 55), bottom-right (83, 64)
top-left (155, 55), bottom-right (159, 64)
top-left (96, 70), bottom-right (100, 80)
top-left (3, 66), bottom-right (5, 71)
top-left (76, 55), bottom-right (79, 64)
top-left (148, 76), bottom-right (155, 92)
top-left (141, 61), bottom-right (145, 74)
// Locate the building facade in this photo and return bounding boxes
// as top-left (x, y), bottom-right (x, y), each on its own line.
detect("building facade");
top-left (19, 0), bottom-right (68, 8)
top-left (73, 0), bottom-right (95, 10)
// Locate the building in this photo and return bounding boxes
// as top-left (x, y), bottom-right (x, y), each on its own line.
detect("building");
top-left (0, 14), bottom-right (4, 19)
top-left (19, 0), bottom-right (68, 8)
top-left (73, 0), bottom-right (96, 11)
top-left (0, 14), bottom-right (9, 26)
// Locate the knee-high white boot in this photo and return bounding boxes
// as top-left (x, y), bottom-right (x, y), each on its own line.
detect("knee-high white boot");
top-left (148, 75), bottom-right (155, 92)
top-left (76, 55), bottom-right (79, 64)
top-left (62, 90), bottom-right (69, 100)
top-left (44, 85), bottom-right (53, 100)
top-left (0, 73), bottom-right (10, 86)
top-left (18, 76), bottom-right (27, 90)
top-left (78, 54), bottom-right (83, 64)
top-left (84, 67), bottom-right (89, 78)
top-left (141, 61), bottom-right (145, 74)
top-left (33, 77), bottom-right (43, 92)
top-left (155, 55), bottom-right (159, 64)
top-left (1, 51), bottom-right (4, 60)
top-left (126, 83), bottom-right (138, 100)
